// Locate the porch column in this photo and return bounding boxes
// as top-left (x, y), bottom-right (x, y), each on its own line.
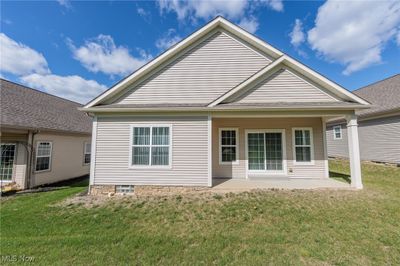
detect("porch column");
top-left (207, 114), bottom-right (212, 187)
top-left (89, 116), bottom-right (98, 188)
top-left (346, 114), bottom-right (363, 189)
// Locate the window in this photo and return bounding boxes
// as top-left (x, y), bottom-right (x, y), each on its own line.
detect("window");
top-left (84, 142), bottom-right (91, 165)
top-left (333, 126), bottom-right (342, 140)
top-left (293, 128), bottom-right (314, 164)
top-left (130, 125), bottom-right (171, 167)
top-left (1, 144), bottom-right (16, 181)
top-left (116, 185), bottom-right (133, 193)
top-left (35, 141), bottom-right (52, 172)
top-left (219, 129), bottom-right (239, 164)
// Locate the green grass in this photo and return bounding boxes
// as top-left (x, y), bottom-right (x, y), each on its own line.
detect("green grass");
top-left (1, 160), bottom-right (399, 265)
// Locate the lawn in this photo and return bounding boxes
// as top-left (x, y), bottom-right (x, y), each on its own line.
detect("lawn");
top-left (1, 160), bottom-right (399, 265)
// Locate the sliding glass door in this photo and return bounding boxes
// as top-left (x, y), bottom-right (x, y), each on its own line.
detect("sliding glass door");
top-left (247, 130), bottom-right (286, 175)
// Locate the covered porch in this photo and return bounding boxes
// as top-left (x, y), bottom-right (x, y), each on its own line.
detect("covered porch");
top-left (209, 110), bottom-right (363, 189)
top-left (211, 177), bottom-right (350, 192)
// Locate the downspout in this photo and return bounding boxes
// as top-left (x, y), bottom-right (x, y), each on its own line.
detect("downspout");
top-left (26, 130), bottom-right (38, 189)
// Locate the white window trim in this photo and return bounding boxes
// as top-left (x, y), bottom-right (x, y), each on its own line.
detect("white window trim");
top-left (129, 124), bottom-right (172, 169)
top-left (333, 125), bottom-right (342, 140)
top-left (219, 128), bottom-right (239, 165)
top-left (0, 143), bottom-right (17, 182)
top-left (35, 141), bottom-right (52, 173)
top-left (292, 127), bottom-right (315, 166)
top-left (244, 129), bottom-right (288, 177)
top-left (83, 142), bottom-right (91, 165)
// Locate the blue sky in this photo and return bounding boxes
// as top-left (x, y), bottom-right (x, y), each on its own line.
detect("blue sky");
top-left (1, 0), bottom-right (399, 103)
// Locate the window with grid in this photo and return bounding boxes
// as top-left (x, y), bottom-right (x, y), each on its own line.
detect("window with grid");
top-left (1, 144), bottom-right (16, 181)
top-left (333, 126), bottom-right (342, 140)
top-left (36, 142), bottom-right (52, 171)
top-left (131, 126), bottom-right (171, 166)
top-left (84, 142), bottom-right (91, 164)
top-left (294, 129), bottom-right (313, 163)
top-left (220, 129), bottom-right (238, 163)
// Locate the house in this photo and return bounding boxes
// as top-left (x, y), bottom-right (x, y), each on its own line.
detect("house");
top-left (82, 17), bottom-right (370, 194)
top-left (0, 79), bottom-right (92, 190)
top-left (327, 74), bottom-right (400, 165)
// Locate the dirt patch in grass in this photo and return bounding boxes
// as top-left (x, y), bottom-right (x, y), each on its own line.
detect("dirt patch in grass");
top-left (58, 185), bottom-right (385, 210)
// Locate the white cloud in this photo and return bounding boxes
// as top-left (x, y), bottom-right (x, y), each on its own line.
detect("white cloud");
top-left (137, 7), bottom-right (151, 23)
top-left (1, 34), bottom-right (107, 103)
top-left (157, 0), bottom-right (283, 21)
top-left (156, 29), bottom-right (182, 50)
top-left (289, 19), bottom-right (305, 47)
top-left (238, 17), bottom-right (259, 34)
top-left (0, 33), bottom-right (49, 76)
top-left (57, 0), bottom-right (72, 9)
top-left (20, 74), bottom-right (107, 104)
top-left (262, 0), bottom-right (283, 12)
top-left (307, 0), bottom-right (400, 75)
top-left (68, 35), bottom-right (152, 76)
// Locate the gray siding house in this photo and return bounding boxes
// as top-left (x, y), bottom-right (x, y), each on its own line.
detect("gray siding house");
top-left (327, 74), bottom-right (400, 165)
top-left (82, 17), bottom-right (370, 192)
top-left (0, 79), bottom-right (92, 190)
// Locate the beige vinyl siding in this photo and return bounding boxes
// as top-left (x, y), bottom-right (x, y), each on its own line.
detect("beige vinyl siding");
top-left (327, 123), bottom-right (349, 158)
top-left (212, 117), bottom-right (326, 179)
top-left (33, 133), bottom-right (91, 186)
top-left (114, 31), bottom-right (271, 105)
top-left (232, 68), bottom-right (338, 103)
top-left (358, 116), bottom-right (400, 164)
top-left (327, 115), bottom-right (400, 164)
top-left (93, 116), bottom-right (209, 186)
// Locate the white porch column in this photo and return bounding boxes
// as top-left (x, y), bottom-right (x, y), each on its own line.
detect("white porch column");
top-left (346, 114), bottom-right (363, 189)
top-left (89, 116), bottom-right (98, 188)
top-left (207, 114), bottom-right (212, 187)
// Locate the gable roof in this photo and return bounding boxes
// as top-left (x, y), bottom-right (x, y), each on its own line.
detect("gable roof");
top-left (352, 74), bottom-right (400, 118)
top-left (83, 16), bottom-right (369, 110)
top-left (1, 79), bottom-right (92, 134)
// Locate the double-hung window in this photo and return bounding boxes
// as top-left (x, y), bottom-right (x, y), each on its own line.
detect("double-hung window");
top-left (219, 128), bottom-right (239, 164)
top-left (84, 142), bottom-right (91, 165)
top-left (333, 126), bottom-right (342, 140)
top-left (131, 125), bottom-right (171, 167)
top-left (35, 141), bottom-right (52, 172)
top-left (293, 128), bottom-right (314, 164)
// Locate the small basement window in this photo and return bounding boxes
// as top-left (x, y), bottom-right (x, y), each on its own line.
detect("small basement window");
top-left (333, 126), bottom-right (342, 140)
top-left (116, 185), bottom-right (134, 193)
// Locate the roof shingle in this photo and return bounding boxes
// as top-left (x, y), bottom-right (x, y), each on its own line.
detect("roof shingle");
top-left (354, 74), bottom-right (400, 117)
top-left (0, 79), bottom-right (91, 134)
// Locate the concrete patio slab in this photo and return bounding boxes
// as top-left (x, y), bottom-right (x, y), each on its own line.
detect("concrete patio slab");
top-left (211, 178), bottom-right (351, 192)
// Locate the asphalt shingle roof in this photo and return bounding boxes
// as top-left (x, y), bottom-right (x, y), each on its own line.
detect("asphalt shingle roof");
top-left (0, 79), bottom-right (91, 134)
top-left (354, 74), bottom-right (400, 117)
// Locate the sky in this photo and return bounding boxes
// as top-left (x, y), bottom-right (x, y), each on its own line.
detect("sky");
top-left (1, 0), bottom-right (399, 104)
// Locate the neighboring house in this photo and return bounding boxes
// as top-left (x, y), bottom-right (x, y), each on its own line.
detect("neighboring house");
top-left (327, 74), bottom-right (400, 165)
top-left (82, 17), bottom-right (370, 193)
top-left (0, 79), bottom-right (92, 189)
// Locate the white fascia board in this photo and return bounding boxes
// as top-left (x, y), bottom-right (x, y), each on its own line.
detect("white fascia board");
top-left (83, 18), bottom-right (222, 109)
top-left (81, 104), bottom-right (369, 114)
top-left (83, 16), bottom-right (283, 109)
top-left (209, 55), bottom-right (371, 107)
top-left (282, 57), bottom-right (370, 105)
top-left (218, 18), bottom-right (283, 58)
top-left (208, 56), bottom-right (285, 107)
